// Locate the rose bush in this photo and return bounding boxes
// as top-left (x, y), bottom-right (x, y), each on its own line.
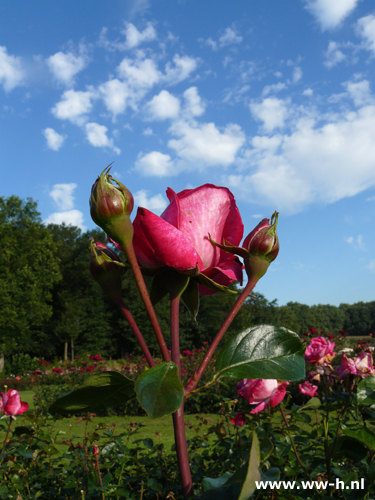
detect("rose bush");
top-left (132, 184), bottom-right (244, 293)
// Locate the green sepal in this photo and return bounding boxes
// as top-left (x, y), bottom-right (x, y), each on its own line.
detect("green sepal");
top-left (181, 279), bottom-right (200, 320)
top-left (197, 272), bottom-right (238, 294)
top-left (209, 234), bottom-right (249, 260)
top-left (150, 268), bottom-right (190, 305)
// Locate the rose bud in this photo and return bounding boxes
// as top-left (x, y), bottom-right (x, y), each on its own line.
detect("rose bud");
top-left (243, 212), bottom-right (279, 262)
top-left (89, 239), bottom-right (126, 302)
top-left (90, 165), bottom-right (134, 244)
top-left (209, 211), bottom-right (279, 281)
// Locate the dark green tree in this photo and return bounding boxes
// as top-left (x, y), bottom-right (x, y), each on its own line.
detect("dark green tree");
top-left (0, 196), bottom-right (61, 362)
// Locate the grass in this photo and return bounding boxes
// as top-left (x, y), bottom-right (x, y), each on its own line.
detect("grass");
top-left (0, 390), bottom-right (224, 455)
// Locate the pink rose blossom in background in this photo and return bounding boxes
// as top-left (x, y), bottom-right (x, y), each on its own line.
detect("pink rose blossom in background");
top-left (305, 336), bottom-right (335, 365)
top-left (0, 389), bottom-right (29, 416)
top-left (337, 352), bottom-right (375, 380)
top-left (237, 379), bottom-right (289, 414)
top-left (132, 184), bottom-right (244, 294)
top-left (299, 380), bottom-right (318, 397)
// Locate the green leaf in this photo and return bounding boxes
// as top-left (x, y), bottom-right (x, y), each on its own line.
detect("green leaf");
top-left (342, 425), bottom-right (375, 450)
top-left (214, 325), bottom-right (305, 382)
top-left (181, 279), bottom-right (200, 320)
top-left (135, 362), bottom-right (184, 419)
top-left (238, 431), bottom-right (261, 500)
top-left (49, 371), bottom-right (135, 415)
top-left (357, 375), bottom-right (375, 405)
top-left (202, 474), bottom-right (233, 493)
top-left (300, 397), bottom-right (321, 410)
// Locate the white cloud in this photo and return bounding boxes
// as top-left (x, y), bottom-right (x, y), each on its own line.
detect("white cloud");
top-left (292, 66), bottom-right (303, 83)
top-left (183, 87), bottom-right (205, 116)
top-left (121, 22), bottom-right (156, 49)
top-left (85, 122), bottom-right (120, 154)
top-left (98, 22), bottom-right (156, 51)
top-left (52, 88), bottom-right (95, 125)
top-left (143, 127), bottom-right (153, 135)
top-left (356, 15), bottom-right (375, 54)
top-left (168, 120), bottom-right (245, 167)
top-left (49, 183), bottom-right (77, 210)
top-left (225, 104), bottom-right (375, 213)
top-left (136, 151), bottom-right (175, 176)
top-left (262, 82), bottom-right (287, 97)
top-left (202, 37), bottom-right (217, 51)
top-left (47, 50), bottom-right (88, 86)
top-left (0, 46), bottom-right (25, 92)
top-left (134, 189), bottom-right (168, 214)
top-left (324, 41), bottom-right (346, 68)
top-left (117, 56), bottom-right (161, 88)
top-left (303, 88), bottom-right (314, 96)
top-left (304, 0), bottom-right (359, 30)
top-left (163, 54), bottom-right (198, 85)
top-left (44, 210), bottom-right (86, 231)
top-left (345, 235), bottom-right (365, 249)
top-left (344, 79), bottom-right (374, 107)
top-left (99, 79), bottom-right (131, 119)
top-left (200, 26), bottom-right (242, 51)
top-left (145, 90), bottom-right (180, 120)
top-left (43, 128), bottom-right (66, 151)
top-left (219, 27), bottom-right (243, 47)
top-left (250, 97), bottom-right (290, 132)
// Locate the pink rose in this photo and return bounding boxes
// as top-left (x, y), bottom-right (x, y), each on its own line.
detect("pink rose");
top-left (237, 379), bottom-right (289, 414)
top-left (305, 336), bottom-right (335, 365)
top-left (231, 413), bottom-right (246, 427)
top-left (299, 380), bottom-right (318, 397)
top-left (0, 389), bottom-right (29, 416)
top-left (132, 184), bottom-right (244, 294)
top-left (338, 352), bottom-right (375, 380)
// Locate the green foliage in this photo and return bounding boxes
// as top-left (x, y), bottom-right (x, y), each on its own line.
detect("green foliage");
top-left (5, 353), bottom-right (40, 375)
top-left (215, 325), bottom-right (305, 382)
top-left (0, 196), bottom-right (61, 357)
top-left (135, 362), bottom-right (184, 419)
top-left (49, 371), bottom-right (135, 415)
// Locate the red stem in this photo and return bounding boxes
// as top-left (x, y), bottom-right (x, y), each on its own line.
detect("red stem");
top-left (185, 275), bottom-right (258, 393)
top-left (171, 294), bottom-right (194, 499)
top-left (112, 296), bottom-right (155, 368)
top-left (122, 239), bottom-right (170, 361)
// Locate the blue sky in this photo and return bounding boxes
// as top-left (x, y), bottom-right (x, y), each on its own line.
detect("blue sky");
top-left (1, 0), bottom-right (375, 307)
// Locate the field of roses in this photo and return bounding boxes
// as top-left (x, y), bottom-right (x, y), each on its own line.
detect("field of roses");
top-left (1, 329), bottom-right (375, 499)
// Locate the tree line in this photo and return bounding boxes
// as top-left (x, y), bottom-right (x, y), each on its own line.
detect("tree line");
top-left (1, 195), bottom-right (374, 363)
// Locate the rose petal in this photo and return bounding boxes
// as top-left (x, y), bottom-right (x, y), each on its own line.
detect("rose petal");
top-left (269, 382), bottom-right (289, 407)
top-left (250, 400), bottom-right (268, 414)
top-left (199, 258), bottom-right (243, 295)
top-left (177, 184), bottom-right (243, 269)
top-left (133, 207), bottom-right (203, 272)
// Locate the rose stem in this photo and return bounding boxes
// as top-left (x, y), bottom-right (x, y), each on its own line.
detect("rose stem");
top-left (185, 275), bottom-right (258, 393)
top-left (170, 292), bottom-right (194, 499)
top-left (112, 296), bottom-right (155, 368)
top-left (1, 418), bottom-right (13, 455)
top-left (121, 239), bottom-right (170, 361)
